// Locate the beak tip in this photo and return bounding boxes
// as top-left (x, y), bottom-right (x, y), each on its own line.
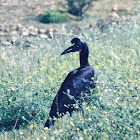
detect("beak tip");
top-left (61, 52), bottom-right (64, 55)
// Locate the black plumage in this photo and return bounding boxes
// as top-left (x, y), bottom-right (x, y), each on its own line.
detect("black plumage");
top-left (45, 38), bottom-right (95, 128)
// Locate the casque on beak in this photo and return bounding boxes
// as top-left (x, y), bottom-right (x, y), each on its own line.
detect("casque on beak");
top-left (61, 45), bottom-right (75, 55)
top-left (61, 38), bottom-right (83, 55)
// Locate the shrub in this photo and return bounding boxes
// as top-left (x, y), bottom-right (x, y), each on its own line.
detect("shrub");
top-left (39, 10), bottom-right (68, 23)
top-left (0, 85), bottom-right (46, 131)
top-left (66, 0), bottom-right (98, 16)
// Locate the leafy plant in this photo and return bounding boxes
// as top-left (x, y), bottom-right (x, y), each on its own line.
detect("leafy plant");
top-left (66, 0), bottom-right (98, 16)
top-left (39, 10), bottom-right (68, 23)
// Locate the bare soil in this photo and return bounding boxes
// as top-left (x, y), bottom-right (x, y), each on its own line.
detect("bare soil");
top-left (0, 0), bottom-right (139, 25)
top-left (0, 0), bottom-right (139, 45)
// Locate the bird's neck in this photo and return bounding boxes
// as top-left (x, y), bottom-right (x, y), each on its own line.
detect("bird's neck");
top-left (80, 55), bottom-right (89, 67)
top-left (79, 43), bottom-right (90, 67)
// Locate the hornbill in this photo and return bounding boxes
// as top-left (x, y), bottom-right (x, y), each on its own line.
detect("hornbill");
top-left (44, 38), bottom-right (95, 128)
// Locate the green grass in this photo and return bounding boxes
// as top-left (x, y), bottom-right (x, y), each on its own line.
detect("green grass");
top-left (0, 18), bottom-right (140, 139)
top-left (39, 10), bottom-right (69, 23)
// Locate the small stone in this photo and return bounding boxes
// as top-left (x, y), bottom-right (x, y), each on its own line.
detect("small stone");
top-left (30, 31), bottom-right (37, 36)
top-left (1, 41), bottom-right (11, 46)
top-left (39, 34), bottom-right (48, 39)
top-left (38, 29), bottom-right (47, 34)
top-left (0, 32), bottom-right (7, 36)
top-left (25, 38), bottom-right (32, 43)
top-left (16, 24), bottom-right (22, 31)
top-left (28, 26), bottom-right (35, 30)
top-left (34, 28), bottom-right (38, 33)
top-left (21, 27), bottom-right (28, 32)
top-left (1, 2), bottom-right (8, 6)
top-left (11, 31), bottom-right (17, 35)
top-left (53, 28), bottom-right (58, 33)
top-left (40, 44), bottom-right (45, 49)
top-left (11, 37), bottom-right (17, 44)
top-left (46, 29), bottom-right (51, 34)
top-left (22, 31), bottom-right (29, 36)
top-left (10, 25), bottom-right (17, 31)
top-left (46, 29), bottom-right (54, 38)
top-left (4, 28), bottom-right (10, 32)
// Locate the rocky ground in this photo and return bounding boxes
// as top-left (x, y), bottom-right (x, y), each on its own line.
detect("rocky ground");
top-left (0, 0), bottom-right (139, 48)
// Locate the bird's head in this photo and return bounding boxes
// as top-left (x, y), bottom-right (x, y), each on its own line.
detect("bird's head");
top-left (61, 38), bottom-right (84, 55)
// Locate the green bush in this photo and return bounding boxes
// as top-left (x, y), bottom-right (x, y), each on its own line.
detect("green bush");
top-left (0, 80), bottom-right (47, 131)
top-left (39, 10), bottom-right (68, 23)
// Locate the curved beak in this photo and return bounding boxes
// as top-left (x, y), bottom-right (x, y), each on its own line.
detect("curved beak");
top-left (61, 45), bottom-right (79, 55)
top-left (61, 46), bottom-right (73, 55)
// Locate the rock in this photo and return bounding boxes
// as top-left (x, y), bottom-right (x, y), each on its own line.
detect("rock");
top-left (30, 31), bottom-right (38, 36)
top-left (16, 24), bottom-right (22, 31)
top-left (1, 2), bottom-right (8, 6)
top-left (33, 27), bottom-right (38, 33)
top-left (4, 28), bottom-right (10, 32)
top-left (29, 27), bottom-right (38, 36)
top-left (10, 25), bottom-right (17, 31)
top-left (11, 37), bottom-right (17, 44)
top-left (39, 34), bottom-right (48, 39)
top-left (40, 44), bottom-right (45, 49)
top-left (28, 26), bottom-right (35, 30)
top-left (1, 41), bottom-right (11, 46)
top-left (11, 31), bottom-right (18, 35)
top-left (46, 29), bottom-right (54, 38)
top-left (22, 31), bottom-right (30, 36)
top-left (53, 28), bottom-right (58, 33)
top-left (21, 27), bottom-right (28, 32)
top-left (38, 29), bottom-right (46, 34)
top-left (0, 32), bottom-right (7, 36)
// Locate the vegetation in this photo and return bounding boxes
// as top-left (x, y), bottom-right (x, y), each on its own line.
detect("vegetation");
top-left (39, 10), bottom-right (68, 23)
top-left (39, 0), bottom-right (98, 23)
top-left (0, 17), bottom-right (139, 139)
top-left (66, 0), bottom-right (97, 16)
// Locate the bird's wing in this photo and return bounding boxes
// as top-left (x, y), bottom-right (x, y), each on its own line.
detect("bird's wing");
top-left (58, 67), bottom-right (95, 98)
top-left (49, 67), bottom-right (95, 117)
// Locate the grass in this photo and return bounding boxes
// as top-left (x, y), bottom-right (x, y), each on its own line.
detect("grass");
top-left (0, 17), bottom-right (140, 139)
top-left (39, 10), bottom-right (69, 23)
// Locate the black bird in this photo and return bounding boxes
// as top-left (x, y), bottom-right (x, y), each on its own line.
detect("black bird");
top-left (45, 38), bottom-right (95, 128)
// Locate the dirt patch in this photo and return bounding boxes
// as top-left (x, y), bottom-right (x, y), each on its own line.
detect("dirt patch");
top-left (0, 0), bottom-right (56, 24)
top-left (0, 0), bottom-right (139, 42)
top-left (0, 0), bottom-right (139, 25)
